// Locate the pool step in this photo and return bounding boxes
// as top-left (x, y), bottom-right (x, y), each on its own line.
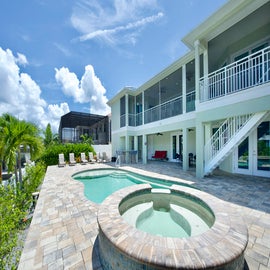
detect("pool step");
top-left (129, 175), bottom-right (172, 189)
top-left (122, 202), bottom-right (153, 226)
top-left (110, 171), bottom-right (127, 178)
top-left (170, 205), bottom-right (210, 236)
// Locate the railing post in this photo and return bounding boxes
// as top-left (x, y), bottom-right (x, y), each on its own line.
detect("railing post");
top-left (224, 66), bottom-right (227, 96)
top-left (262, 48), bottom-right (265, 84)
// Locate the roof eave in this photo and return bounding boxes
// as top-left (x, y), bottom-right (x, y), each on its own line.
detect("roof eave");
top-left (182, 0), bottom-right (268, 49)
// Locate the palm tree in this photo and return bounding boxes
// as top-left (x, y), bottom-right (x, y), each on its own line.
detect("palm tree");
top-left (43, 123), bottom-right (53, 147)
top-left (0, 114), bottom-right (43, 187)
top-left (80, 133), bottom-right (93, 145)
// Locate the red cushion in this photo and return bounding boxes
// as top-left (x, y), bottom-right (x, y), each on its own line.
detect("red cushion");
top-left (153, 151), bottom-right (167, 159)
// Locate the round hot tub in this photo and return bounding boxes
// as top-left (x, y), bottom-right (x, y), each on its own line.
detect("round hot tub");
top-left (97, 184), bottom-right (248, 270)
top-left (120, 188), bottom-right (215, 238)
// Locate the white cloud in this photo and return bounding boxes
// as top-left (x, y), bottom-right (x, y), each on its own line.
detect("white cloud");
top-left (47, 103), bottom-right (70, 132)
top-left (79, 12), bottom-right (164, 43)
top-left (16, 53), bottom-right (28, 65)
top-left (71, 0), bottom-right (163, 45)
top-left (55, 65), bottom-right (110, 115)
top-left (0, 47), bottom-right (69, 133)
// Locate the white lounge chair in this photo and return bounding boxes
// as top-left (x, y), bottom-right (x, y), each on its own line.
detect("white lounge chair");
top-left (58, 153), bottom-right (66, 167)
top-left (102, 152), bottom-right (109, 162)
top-left (96, 152), bottom-right (102, 163)
top-left (80, 153), bottom-right (88, 165)
top-left (69, 153), bottom-right (76, 166)
top-left (88, 152), bottom-right (95, 163)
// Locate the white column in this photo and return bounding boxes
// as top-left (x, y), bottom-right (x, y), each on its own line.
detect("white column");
top-left (196, 120), bottom-right (205, 178)
top-left (194, 40), bottom-right (200, 106)
top-left (142, 134), bottom-right (147, 164)
top-left (125, 135), bottom-right (130, 163)
top-left (203, 42), bottom-right (208, 77)
top-left (142, 91), bottom-right (145, 125)
top-left (134, 135), bottom-right (138, 163)
top-left (205, 123), bottom-right (212, 143)
top-left (182, 128), bottom-right (188, 171)
top-left (203, 42), bottom-right (209, 101)
top-left (125, 94), bottom-right (129, 127)
top-left (182, 64), bottom-right (186, 114)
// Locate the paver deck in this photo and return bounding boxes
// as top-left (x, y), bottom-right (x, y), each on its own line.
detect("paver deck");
top-left (18, 162), bottom-right (270, 270)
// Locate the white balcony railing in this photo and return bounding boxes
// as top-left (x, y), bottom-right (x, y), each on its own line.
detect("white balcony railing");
top-left (120, 114), bottom-right (126, 127)
top-left (200, 45), bottom-right (270, 102)
top-left (186, 90), bottom-right (195, 112)
top-left (144, 96), bottom-right (183, 124)
top-left (120, 91), bottom-right (195, 127)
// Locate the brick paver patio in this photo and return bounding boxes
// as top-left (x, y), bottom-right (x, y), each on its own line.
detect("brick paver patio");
top-left (18, 162), bottom-right (270, 269)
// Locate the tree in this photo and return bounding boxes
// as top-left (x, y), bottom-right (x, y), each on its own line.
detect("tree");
top-left (43, 123), bottom-right (53, 147)
top-left (80, 133), bottom-right (93, 145)
top-left (0, 113), bottom-right (43, 186)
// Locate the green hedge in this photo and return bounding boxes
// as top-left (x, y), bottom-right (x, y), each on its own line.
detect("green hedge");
top-left (40, 143), bottom-right (96, 166)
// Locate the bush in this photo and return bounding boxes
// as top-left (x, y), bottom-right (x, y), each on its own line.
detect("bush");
top-left (21, 162), bottom-right (46, 207)
top-left (40, 143), bottom-right (95, 166)
top-left (0, 162), bottom-right (45, 269)
top-left (0, 185), bottom-right (26, 269)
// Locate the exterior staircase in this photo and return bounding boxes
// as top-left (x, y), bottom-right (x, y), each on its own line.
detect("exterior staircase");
top-left (204, 111), bottom-right (269, 176)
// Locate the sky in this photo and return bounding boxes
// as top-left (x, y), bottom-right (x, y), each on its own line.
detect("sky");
top-left (0, 0), bottom-right (227, 133)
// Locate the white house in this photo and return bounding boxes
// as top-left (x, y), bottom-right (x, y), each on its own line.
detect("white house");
top-left (108, 0), bottom-right (270, 178)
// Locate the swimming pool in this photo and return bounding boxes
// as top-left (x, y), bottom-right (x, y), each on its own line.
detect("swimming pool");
top-left (73, 168), bottom-right (194, 203)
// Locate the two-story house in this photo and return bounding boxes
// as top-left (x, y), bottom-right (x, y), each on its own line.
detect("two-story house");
top-left (108, 0), bottom-right (270, 178)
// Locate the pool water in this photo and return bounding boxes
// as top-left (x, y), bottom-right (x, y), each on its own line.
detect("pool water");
top-left (73, 169), bottom-right (193, 204)
top-left (130, 204), bottom-right (190, 238)
top-left (120, 189), bottom-right (214, 238)
top-left (78, 175), bottom-right (135, 204)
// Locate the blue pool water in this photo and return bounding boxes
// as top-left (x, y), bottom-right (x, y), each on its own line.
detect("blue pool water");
top-left (73, 168), bottom-right (194, 204)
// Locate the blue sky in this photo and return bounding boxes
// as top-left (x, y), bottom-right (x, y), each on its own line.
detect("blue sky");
top-left (0, 0), bottom-right (227, 132)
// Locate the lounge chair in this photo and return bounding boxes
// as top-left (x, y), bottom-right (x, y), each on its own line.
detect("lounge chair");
top-left (89, 152), bottom-right (95, 163)
top-left (58, 153), bottom-right (66, 167)
top-left (69, 153), bottom-right (76, 166)
top-left (102, 152), bottom-right (109, 162)
top-left (80, 153), bottom-right (88, 165)
top-left (96, 152), bottom-right (102, 163)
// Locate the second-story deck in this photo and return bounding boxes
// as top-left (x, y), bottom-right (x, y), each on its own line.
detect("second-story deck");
top-left (121, 90), bottom-right (195, 127)
top-left (200, 45), bottom-right (270, 102)
top-left (120, 45), bottom-right (270, 128)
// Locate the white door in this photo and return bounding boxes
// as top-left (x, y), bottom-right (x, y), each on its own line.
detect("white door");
top-left (235, 121), bottom-right (270, 177)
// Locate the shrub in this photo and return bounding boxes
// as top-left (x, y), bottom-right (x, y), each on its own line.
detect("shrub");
top-left (0, 162), bottom-right (45, 269)
top-left (0, 185), bottom-right (26, 269)
top-left (40, 143), bottom-right (95, 166)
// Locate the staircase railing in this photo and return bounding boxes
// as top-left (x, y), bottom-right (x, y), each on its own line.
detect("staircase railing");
top-left (204, 114), bottom-right (253, 165)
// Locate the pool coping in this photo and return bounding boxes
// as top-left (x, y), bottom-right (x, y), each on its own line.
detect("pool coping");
top-left (98, 183), bottom-right (249, 269)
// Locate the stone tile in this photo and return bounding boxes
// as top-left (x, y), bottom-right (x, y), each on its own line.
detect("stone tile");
top-left (17, 162), bottom-right (270, 270)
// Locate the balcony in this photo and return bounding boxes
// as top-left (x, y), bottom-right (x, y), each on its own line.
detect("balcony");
top-left (120, 91), bottom-right (196, 127)
top-left (144, 96), bottom-right (183, 124)
top-left (200, 46), bottom-right (270, 102)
